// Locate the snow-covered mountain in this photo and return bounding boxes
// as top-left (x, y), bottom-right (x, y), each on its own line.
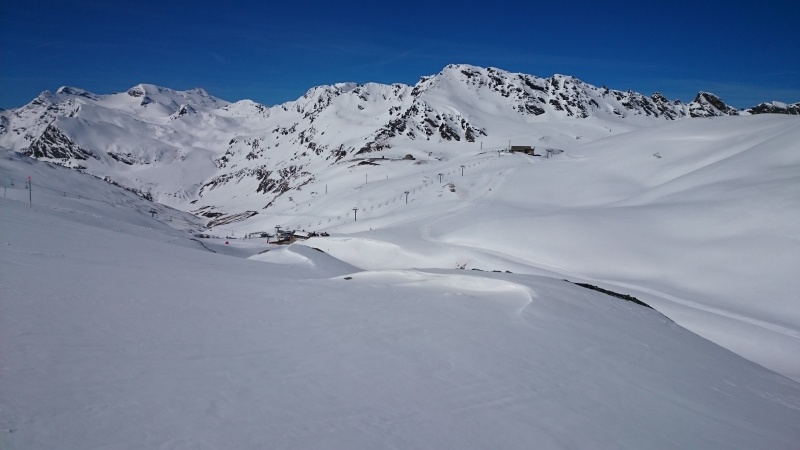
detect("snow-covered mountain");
top-left (746, 100), bottom-right (800, 115)
top-left (2, 66), bottom-right (799, 448)
top-left (3, 64), bottom-right (796, 223)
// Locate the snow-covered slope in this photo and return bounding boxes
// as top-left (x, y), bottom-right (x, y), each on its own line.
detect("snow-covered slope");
top-left (2, 151), bottom-right (800, 449)
top-left (221, 114), bottom-right (798, 383)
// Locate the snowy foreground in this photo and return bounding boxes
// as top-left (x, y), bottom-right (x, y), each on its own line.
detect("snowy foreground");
top-left (2, 136), bottom-right (800, 448)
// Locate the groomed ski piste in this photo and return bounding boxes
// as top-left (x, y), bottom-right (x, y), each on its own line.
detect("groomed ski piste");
top-left (2, 113), bottom-right (800, 448)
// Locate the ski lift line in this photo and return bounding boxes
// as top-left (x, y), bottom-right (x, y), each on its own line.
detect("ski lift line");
top-left (1, 180), bottom-right (166, 212)
top-left (217, 151), bottom-right (503, 233)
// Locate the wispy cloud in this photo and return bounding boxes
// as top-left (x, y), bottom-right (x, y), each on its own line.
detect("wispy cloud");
top-left (210, 52), bottom-right (227, 64)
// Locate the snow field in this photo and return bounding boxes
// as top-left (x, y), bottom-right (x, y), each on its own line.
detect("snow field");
top-left (3, 191), bottom-right (800, 449)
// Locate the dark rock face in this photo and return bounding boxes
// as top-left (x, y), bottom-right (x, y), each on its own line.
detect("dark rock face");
top-left (689, 92), bottom-right (739, 117)
top-left (569, 281), bottom-right (655, 310)
top-left (23, 123), bottom-right (94, 160)
top-left (747, 102), bottom-right (800, 115)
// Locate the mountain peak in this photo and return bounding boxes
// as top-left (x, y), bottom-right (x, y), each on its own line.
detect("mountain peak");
top-left (746, 101), bottom-right (800, 115)
top-left (126, 83), bottom-right (161, 97)
top-left (56, 86), bottom-right (96, 98)
top-left (690, 92), bottom-right (738, 117)
top-left (123, 83), bottom-right (229, 111)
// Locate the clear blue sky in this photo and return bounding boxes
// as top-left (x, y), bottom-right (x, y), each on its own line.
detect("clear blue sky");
top-left (2, 0), bottom-right (798, 109)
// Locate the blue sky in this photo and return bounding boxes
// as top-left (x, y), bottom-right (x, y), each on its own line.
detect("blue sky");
top-left (2, 0), bottom-right (798, 109)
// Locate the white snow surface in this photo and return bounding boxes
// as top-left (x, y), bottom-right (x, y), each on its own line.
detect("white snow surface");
top-left (276, 114), bottom-right (800, 384)
top-left (2, 130), bottom-right (800, 448)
